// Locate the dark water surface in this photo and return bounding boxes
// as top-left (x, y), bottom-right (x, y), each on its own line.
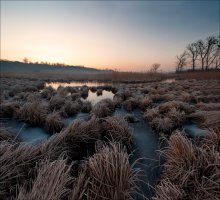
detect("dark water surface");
top-left (114, 109), bottom-right (163, 199)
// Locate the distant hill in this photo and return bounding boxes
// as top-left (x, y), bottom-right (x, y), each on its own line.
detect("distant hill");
top-left (0, 60), bottom-right (112, 74)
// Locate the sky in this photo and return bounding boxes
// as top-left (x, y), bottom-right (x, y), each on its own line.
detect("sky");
top-left (1, 1), bottom-right (219, 71)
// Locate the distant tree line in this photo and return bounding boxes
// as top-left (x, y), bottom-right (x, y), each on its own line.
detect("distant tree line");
top-left (22, 58), bottom-right (85, 68)
top-left (176, 35), bottom-right (220, 72)
top-left (23, 57), bottom-right (67, 67)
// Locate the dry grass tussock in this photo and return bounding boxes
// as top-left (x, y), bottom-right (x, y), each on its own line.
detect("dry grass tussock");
top-left (81, 100), bottom-right (92, 113)
top-left (0, 143), bottom-right (41, 199)
top-left (16, 101), bottom-right (47, 126)
top-left (41, 116), bottom-right (102, 161)
top-left (16, 158), bottom-right (72, 200)
top-left (70, 142), bottom-right (139, 200)
top-left (189, 110), bottom-right (220, 131)
top-left (92, 98), bottom-right (115, 118)
top-left (64, 100), bottom-right (80, 116)
top-left (122, 97), bottom-right (139, 112)
top-left (102, 116), bottom-right (133, 148)
top-left (0, 118), bottom-right (100, 198)
top-left (144, 101), bottom-right (187, 135)
top-left (96, 89), bottom-right (103, 96)
top-left (8, 85), bottom-right (23, 97)
top-left (63, 116), bottom-right (101, 144)
top-left (195, 102), bottom-right (220, 111)
top-left (0, 101), bottom-right (20, 118)
top-left (41, 86), bottom-right (55, 99)
top-left (45, 111), bottom-right (64, 134)
top-left (49, 94), bottom-right (66, 111)
top-left (153, 131), bottom-right (220, 200)
top-left (138, 97), bottom-right (153, 110)
top-left (0, 127), bottom-right (15, 142)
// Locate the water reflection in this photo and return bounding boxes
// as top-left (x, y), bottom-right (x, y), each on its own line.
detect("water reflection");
top-left (46, 81), bottom-right (111, 90)
top-left (84, 90), bottom-right (114, 105)
top-left (161, 78), bottom-right (176, 83)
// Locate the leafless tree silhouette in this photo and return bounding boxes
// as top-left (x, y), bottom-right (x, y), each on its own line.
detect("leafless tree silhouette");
top-left (186, 43), bottom-right (198, 71)
top-left (150, 63), bottom-right (160, 73)
top-left (176, 51), bottom-right (187, 72)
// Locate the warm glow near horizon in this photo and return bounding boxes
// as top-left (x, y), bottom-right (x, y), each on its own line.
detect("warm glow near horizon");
top-left (1, 1), bottom-right (219, 71)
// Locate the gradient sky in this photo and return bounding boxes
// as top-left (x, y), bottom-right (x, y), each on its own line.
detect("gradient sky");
top-left (1, 1), bottom-right (219, 71)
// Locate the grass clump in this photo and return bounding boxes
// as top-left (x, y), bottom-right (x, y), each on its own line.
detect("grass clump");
top-left (16, 158), bottom-right (72, 200)
top-left (153, 131), bottom-right (220, 200)
top-left (92, 98), bottom-right (115, 118)
top-left (70, 142), bottom-right (139, 200)
top-left (64, 100), bottom-right (80, 116)
top-left (81, 100), bottom-right (92, 113)
top-left (0, 127), bottom-right (15, 142)
top-left (102, 116), bottom-right (133, 148)
top-left (16, 101), bottom-right (46, 126)
top-left (0, 101), bottom-right (20, 118)
top-left (49, 94), bottom-right (65, 111)
top-left (189, 110), bottom-right (220, 131)
top-left (45, 112), bottom-right (64, 134)
top-left (96, 89), bottom-right (103, 96)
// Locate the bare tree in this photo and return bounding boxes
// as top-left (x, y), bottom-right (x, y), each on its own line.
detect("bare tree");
top-left (186, 42), bottom-right (198, 71)
top-left (150, 63), bottom-right (160, 73)
top-left (196, 36), bottom-right (218, 70)
top-left (176, 51), bottom-right (187, 72)
top-left (213, 43), bottom-right (220, 69)
top-left (196, 40), bottom-right (206, 70)
top-left (23, 57), bottom-right (29, 63)
top-left (204, 36), bottom-right (218, 69)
